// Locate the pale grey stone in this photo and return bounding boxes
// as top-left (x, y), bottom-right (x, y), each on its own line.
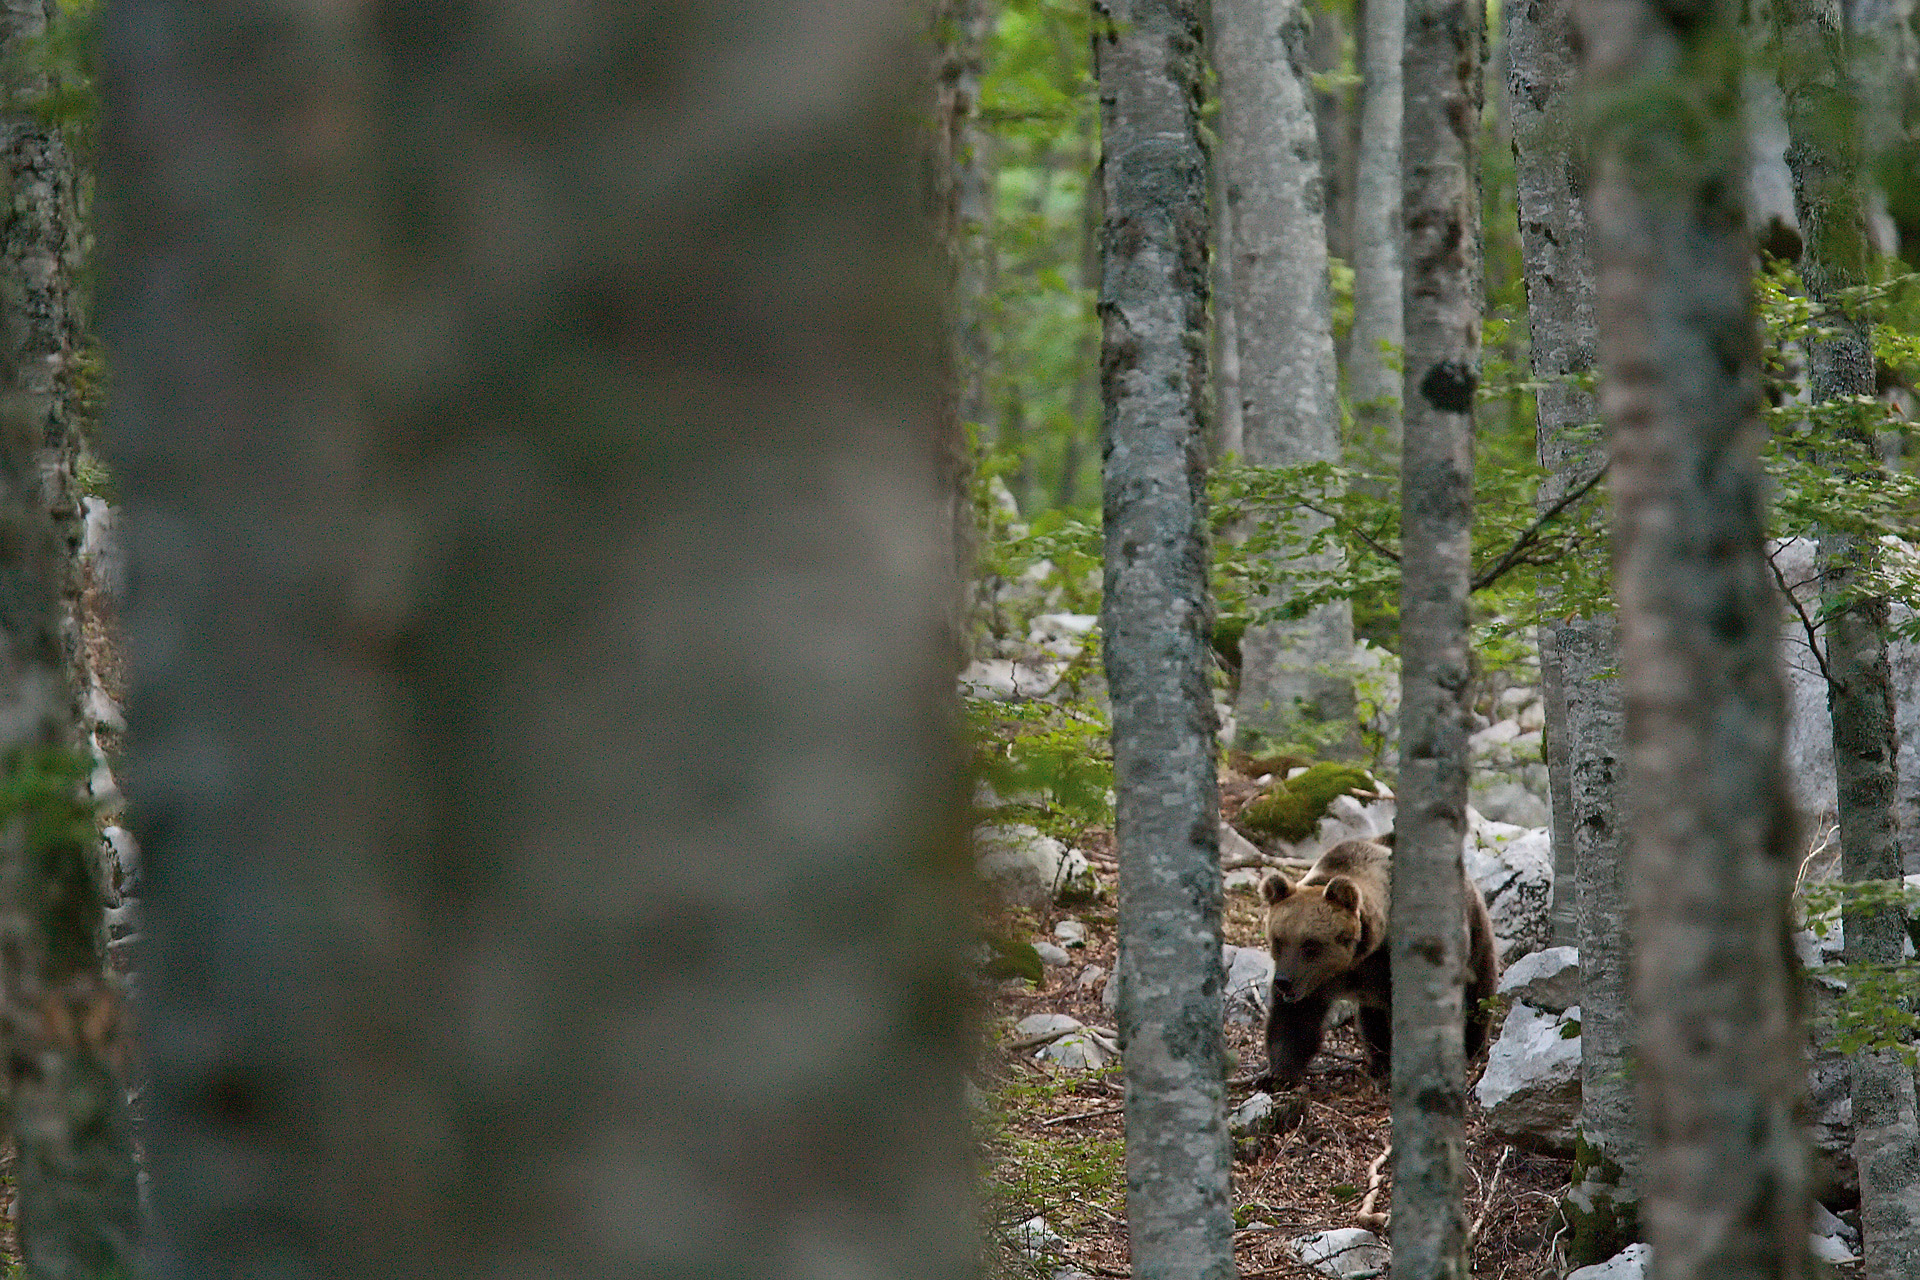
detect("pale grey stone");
top-left (1229, 1091), bottom-right (1276, 1135)
top-left (974, 823), bottom-right (1096, 909)
top-left (1475, 1002), bottom-right (1581, 1150)
top-left (1053, 919), bottom-right (1088, 946)
top-left (1076, 964), bottom-right (1106, 991)
top-left (1012, 1216), bottom-right (1065, 1259)
top-left (1498, 945), bottom-right (1580, 1013)
top-left (1034, 941), bottom-right (1073, 968)
top-left (1567, 1242), bottom-right (1649, 1280)
top-left (1222, 945), bottom-right (1275, 1027)
top-left (1464, 813), bottom-right (1555, 963)
top-left (1292, 1228), bottom-right (1389, 1279)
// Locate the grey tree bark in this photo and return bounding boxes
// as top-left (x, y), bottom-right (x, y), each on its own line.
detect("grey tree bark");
top-left (934, 0), bottom-right (993, 655)
top-left (0, 2), bottom-right (144, 1275)
top-left (1506, 0), bottom-right (1638, 1262)
top-left (1389, 0), bottom-right (1483, 1275)
top-left (104, 4), bottom-right (974, 1277)
top-left (1348, 0), bottom-right (1404, 452)
top-left (1213, 0), bottom-right (1355, 754)
top-left (1092, 4), bottom-right (1233, 1278)
top-left (1776, 4), bottom-right (1920, 1272)
top-left (1581, 3), bottom-right (1814, 1278)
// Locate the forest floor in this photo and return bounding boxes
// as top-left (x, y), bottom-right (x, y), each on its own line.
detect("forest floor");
top-left (979, 821), bottom-right (1574, 1279)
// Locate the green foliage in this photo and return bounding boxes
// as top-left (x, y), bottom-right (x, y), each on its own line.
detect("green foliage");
top-left (1799, 878), bottom-right (1920, 1062)
top-left (1238, 761), bottom-right (1378, 842)
top-left (979, 1068), bottom-right (1126, 1255)
top-left (967, 696), bottom-right (1113, 833)
top-left (12, 0), bottom-right (100, 153)
top-left (0, 746), bottom-right (102, 970)
top-left (976, 0), bottom-right (1100, 517)
top-left (979, 932), bottom-right (1047, 985)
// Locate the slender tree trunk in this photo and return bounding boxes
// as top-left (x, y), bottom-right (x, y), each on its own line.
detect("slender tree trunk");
top-left (1581, 4), bottom-right (1813, 1278)
top-left (1092, 5), bottom-right (1232, 1278)
top-left (1349, 0), bottom-right (1404, 453)
top-left (1390, 1), bottom-right (1483, 1275)
top-left (1213, 0), bottom-right (1354, 753)
top-left (0, 2), bottom-right (144, 1274)
top-left (934, 0), bottom-right (995, 656)
top-left (1507, 0), bottom-right (1637, 1262)
top-left (1776, 4), bottom-right (1920, 1272)
top-left (105, 4), bottom-right (974, 1277)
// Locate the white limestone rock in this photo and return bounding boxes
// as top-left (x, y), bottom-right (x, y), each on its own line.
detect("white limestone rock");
top-left (1498, 945), bottom-right (1580, 1013)
top-left (1475, 1002), bottom-right (1581, 1151)
top-left (974, 824), bottom-right (1096, 909)
top-left (1464, 811), bottom-right (1555, 964)
top-left (1568, 1242), bottom-right (1649, 1280)
top-left (1292, 1228), bottom-right (1389, 1279)
top-left (1223, 944), bottom-right (1275, 1027)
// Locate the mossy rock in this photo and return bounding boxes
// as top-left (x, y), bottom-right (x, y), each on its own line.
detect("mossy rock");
top-left (1238, 762), bottom-right (1379, 843)
top-left (1226, 750), bottom-right (1311, 780)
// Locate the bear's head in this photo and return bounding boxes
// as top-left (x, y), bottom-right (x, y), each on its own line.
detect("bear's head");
top-left (1259, 870), bottom-right (1377, 1004)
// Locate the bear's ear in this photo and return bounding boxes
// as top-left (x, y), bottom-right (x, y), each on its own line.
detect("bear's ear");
top-left (1323, 876), bottom-right (1364, 914)
top-left (1260, 871), bottom-right (1294, 904)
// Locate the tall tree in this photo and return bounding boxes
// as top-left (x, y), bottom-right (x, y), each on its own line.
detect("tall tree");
top-left (1775, 3), bottom-right (1920, 1272)
top-left (1092, 2), bottom-right (1233, 1278)
top-left (933, 0), bottom-right (994, 654)
top-left (1582, 3), bottom-right (1814, 1277)
top-left (1506, 0), bottom-right (1637, 1263)
top-left (1213, 0), bottom-right (1355, 755)
top-left (1348, 0), bottom-right (1404, 453)
top-left (0, 2), bottom-right (144, 1274)
top-left (104, 3), bottom-right (974, 1277)
top-left (1390, 0), bottom-right (1483, 1274)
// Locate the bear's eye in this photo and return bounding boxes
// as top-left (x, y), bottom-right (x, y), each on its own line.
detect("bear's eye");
top-left (1300, 940), bottom-right (1322, 959)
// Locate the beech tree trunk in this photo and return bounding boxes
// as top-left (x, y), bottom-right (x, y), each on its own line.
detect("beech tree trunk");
top-left (1506, 0), bottom-right (1637, 1262)
top-left (0, 2), bottom-right (144, 1275)
top-left (1390, 1), bottom-right (1483, 1275)
top-left (1776, 4), bottom-right (1920, 1272)
top-left (1348, 0), bottom-right (1404, 452)
top-left (933, 0), bottom-right (993, 655)
top-left (1581, 3), bottom-right (1813, 1277)
top-left (1213, 0), bottom-right (1355, 754)
top-left (105, 4), bottom-right (974, 1277)
top-left (1092, 4), bottom-right (1233, 1278)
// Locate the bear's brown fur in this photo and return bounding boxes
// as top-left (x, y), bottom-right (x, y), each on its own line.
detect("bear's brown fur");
top-left (1258, 838), bottom-right (1500, 1089)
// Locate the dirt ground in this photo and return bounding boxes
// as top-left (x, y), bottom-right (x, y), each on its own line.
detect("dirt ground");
top-left (979, 824), bottom-right (1573, 1279)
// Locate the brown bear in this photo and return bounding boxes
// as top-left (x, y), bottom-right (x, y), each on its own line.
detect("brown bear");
top-left (1258, 838), bottom-right (1499, 1089)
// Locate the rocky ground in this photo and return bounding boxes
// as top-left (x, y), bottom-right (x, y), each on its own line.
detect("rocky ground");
top-left (976, 812), bottom-right (1574, 1280)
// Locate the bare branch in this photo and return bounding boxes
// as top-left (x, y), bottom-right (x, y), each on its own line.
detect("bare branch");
top-left (1766, 551), bottom-right (1831, 684)
top-left (1471, 462), bottom-right (1609, 592)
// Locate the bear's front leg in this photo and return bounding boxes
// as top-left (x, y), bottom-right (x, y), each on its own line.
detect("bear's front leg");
top-left (1358, 1003), bottom-right (1392, 1078)
top-left (1262, 992), bottom-right (1330, 1089)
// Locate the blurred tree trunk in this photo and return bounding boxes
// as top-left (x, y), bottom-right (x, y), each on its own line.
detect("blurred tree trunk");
top-left (1390, 0), bottom-right (1483, 1274)
top-left (1776, 3), bottom-right (1920, 1272)
top-left (1092, 3), bottom-right (1232, 1278)
top-left (1506, 0), bottom-right (1637, 1263)
top-left (1348, 0), bottom-right (1403, 455)
top-left (1213, 0), bottom-right (1354, 755)
top-left (103, 4), bottom-right (974, 1277)
top-left (1582, 2), bottom-right (1813, 1277)
top-left (0, 1), bottom-right (144, 1275)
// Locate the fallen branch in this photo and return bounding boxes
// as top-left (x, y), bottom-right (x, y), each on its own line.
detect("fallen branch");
top-left (1354, 1138), bottom-right (1392, 1232)
top-left (1468, 1145), bottom-right (1515, 1248)
top-left (1041, 1105), bottom-right (1125, 1127)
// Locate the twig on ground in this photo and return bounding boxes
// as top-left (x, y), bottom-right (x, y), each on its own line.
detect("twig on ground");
top-left (1354, 1138), bottom-right (1392, 1231)
top-left (1468, 1144), bottom-right (1514, 1247)
top-left (1041, 1106), bottom-right (1125, 1127)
